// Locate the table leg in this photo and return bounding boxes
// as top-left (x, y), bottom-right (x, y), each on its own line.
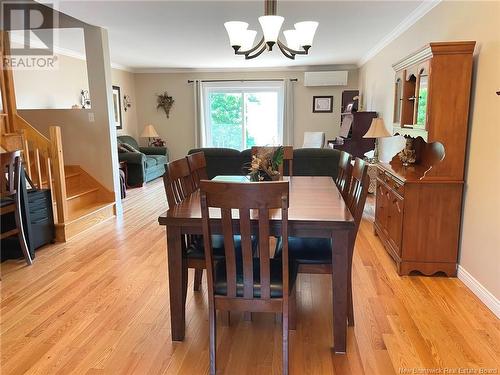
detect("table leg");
top-left (167, 225), bottom-right (186, 341)
top-left (332, 229), bottom-right (349, 354)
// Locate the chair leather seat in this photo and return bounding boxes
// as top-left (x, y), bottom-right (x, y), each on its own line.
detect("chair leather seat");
top-left (185, 235), bottom-right (254, 260)
top-left (0, 197), bottom-right (14, 207)
top-left (214, 258), bottom-right (298, 298)
top-left (274, 237), bottom-right (332, 264)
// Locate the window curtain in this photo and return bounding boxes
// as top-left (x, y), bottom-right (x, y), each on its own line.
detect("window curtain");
top-left (282, 79), bottom-right (295, 146)
top-left (193, 80), bottom-right (205, 148)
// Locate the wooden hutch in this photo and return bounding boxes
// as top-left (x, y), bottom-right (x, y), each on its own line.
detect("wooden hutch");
top-left (374, 41), bottom-right (476, 276)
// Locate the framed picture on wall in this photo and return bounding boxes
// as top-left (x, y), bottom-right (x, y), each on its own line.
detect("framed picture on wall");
top-left (112, 85), bottom-right (123, 129)
top-left (312, 96), bottom-right (333, 113)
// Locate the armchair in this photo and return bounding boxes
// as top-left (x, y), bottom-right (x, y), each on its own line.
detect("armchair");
top-left (117, 135), bottom-right (169, 186)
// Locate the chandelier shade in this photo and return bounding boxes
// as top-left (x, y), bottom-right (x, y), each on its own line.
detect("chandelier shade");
top-left (224, 21), bottom-right (249, 47)
top-left (294, 21), bottom-right (319, 47)
top-left (258, 15), bottom-right (284, 46)
top-left (224, 0), bottom-right (318, 60)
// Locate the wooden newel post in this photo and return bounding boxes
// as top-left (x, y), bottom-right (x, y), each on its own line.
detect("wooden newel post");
top-left (49, 126), bottom-right (68, 225)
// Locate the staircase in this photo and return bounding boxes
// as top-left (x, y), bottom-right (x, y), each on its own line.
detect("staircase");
top-left (58, 165), bottom-right (115, 241)
top-left (1, 30), bottom-right (116, 242)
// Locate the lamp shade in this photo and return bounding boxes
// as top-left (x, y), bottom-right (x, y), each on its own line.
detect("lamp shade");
top-left (363, 118), bottom-right (392, 138)
top-left (141, 124), bottom-right (159, 138)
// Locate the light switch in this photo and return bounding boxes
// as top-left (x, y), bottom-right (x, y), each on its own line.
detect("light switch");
top-left (88, 112), bottom-right (95, 122)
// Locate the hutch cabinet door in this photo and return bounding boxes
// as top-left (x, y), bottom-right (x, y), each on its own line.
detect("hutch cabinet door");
top-left (387, 192), bottom-right (404, 256)
top-left (375, 181), bottom-right (389, 235)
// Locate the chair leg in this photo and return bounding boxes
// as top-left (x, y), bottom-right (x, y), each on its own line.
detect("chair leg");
top-left (209, 304), bottom-right (217, 375)
top-left (289, 285), bottom-right (297, 330)
top-left (282, 308), bottom-right (289, 375)
top-left (347, 285), bottom-right (355, 326)
top-left (193, 268), bottom-right (203, 291)
top-left (243, 312), bottom-right (252, 321)
top-left (182, 261), bottom-right (188, 305)
top-left (13, 194), bottom-right (32, 266)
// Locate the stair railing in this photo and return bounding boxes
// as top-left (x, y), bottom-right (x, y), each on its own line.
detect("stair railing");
top-left (16, 115), bottom-right (68, 225)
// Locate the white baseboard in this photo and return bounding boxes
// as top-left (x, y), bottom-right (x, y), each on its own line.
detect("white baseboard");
top-left (457, 265), bottom-right (500, 319)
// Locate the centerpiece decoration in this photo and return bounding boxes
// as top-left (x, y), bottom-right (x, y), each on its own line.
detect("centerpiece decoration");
top-left (248, 146), bottom-right (284, 181)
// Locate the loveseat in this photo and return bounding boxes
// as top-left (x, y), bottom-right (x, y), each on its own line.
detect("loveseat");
top-left (187, 147), bottom-right (340, 179)
top-left (118, 135), bottom-right (169, 186)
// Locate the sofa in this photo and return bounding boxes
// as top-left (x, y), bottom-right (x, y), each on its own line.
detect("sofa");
top-left (117, 135), bottom-right (169, 186)
top-left (187, 147), bottom-right (340, 180)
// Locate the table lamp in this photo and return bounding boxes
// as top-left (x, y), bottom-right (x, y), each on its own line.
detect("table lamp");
top-left (363, 118), bottom-right (392, 162)
top-left (141, 124), bottom-right (159, 146)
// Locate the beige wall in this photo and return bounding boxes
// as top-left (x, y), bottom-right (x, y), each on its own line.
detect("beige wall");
top-left (14, 52), bottom-right (139, 190)
top-left (358, 1), bottom-right (500, 299)
top-left (134, 70), bottom-right (358, 160)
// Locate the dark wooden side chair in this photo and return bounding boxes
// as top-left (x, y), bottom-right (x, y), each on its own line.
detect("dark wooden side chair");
top-left (275, 157), bottom-right (369, 326)
top-left (186, 151), bottom-right (208, 189)
top-left (335, 150), bottom-right (352, 199)
top-left (163, 157), bottom-right (206, 293)
top-left (163, 157), bottom-right (248, 294)
top-left (251, 146), bottom-right (294, 176)
top-left (200, 180), bottom-right (296, 375)
top-left (1, 150), bottom-right (33, 265)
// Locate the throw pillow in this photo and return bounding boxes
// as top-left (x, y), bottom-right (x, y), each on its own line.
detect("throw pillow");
top-left (121, 143), bottom-right (140, 153)
top-left (117, 144), bottom-right (129, 153)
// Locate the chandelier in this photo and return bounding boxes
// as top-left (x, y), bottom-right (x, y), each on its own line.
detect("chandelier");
top-left (224, 0), bottom-right (319, 60)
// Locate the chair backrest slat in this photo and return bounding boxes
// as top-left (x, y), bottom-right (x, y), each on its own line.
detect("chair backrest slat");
top-left (239, 208), bottom-right (254, 299)
top-left (1, 150), bottom-right (21, 197)
top-left (200, 180), bottom-right (289, 302)
top-left (251, 146), bottom-right (294, 177)
top-left (347, 158), bottom-right (369, 232)
top-left (335, 151), bottom-right (352, 199)
top-left (221, 207), bottom-right (237, 297)
top-left (187, 151), bottom-right (208, 189)
top-left (258, 207), bottom-right (271, 299)
top-left (163, 158), bottom-right (194, 207)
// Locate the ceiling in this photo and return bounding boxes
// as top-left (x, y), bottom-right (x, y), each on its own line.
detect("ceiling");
top-left (40, 1), bottom-right (424, 70)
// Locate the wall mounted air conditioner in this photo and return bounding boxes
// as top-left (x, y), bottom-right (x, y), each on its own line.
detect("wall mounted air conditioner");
top-left (304, 71), bottom-right (348, 86)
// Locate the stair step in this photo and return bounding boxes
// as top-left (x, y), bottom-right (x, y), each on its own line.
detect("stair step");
top-left (67, 201), bottom-right (115, 222)
top-left (65, 171), bottom-right (81, 180)
top-left (66, 187), bottom-right (99, 201)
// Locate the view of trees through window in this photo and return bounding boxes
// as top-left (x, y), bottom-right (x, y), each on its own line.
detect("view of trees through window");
top-left (207, 89), bottom-right (281, 150)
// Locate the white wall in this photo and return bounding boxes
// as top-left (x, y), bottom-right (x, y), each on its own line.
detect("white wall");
top-left (358, 1), bottom-right (500, 302)
top-left (134, 69), bottom-right (358, 160)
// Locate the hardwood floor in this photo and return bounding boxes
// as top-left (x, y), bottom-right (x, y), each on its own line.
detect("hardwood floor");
top-left (1, 179), bottom-right (498, 374)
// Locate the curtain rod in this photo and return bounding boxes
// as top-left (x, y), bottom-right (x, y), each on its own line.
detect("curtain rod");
top-left (187, 78), bottom-right (298, 83)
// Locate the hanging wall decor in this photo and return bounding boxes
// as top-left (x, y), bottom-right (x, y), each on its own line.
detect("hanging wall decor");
top-left (156, 91), bottom-right (175, 118)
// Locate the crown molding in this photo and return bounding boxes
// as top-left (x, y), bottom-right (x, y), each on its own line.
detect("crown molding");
top-left (8, 32), bottom-right (133, 72)
top-left (133, 64), bottom-right (358, 74)
top-left (357, 0), bottom-right (442, 67)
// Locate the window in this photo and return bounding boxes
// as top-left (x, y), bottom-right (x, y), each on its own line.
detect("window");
top-left (202, 81), bottom-right (284, 150)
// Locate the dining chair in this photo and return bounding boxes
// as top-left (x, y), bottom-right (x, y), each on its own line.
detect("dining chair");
top-left (1, 150), bottom-right (33, 265)
top-left (251, 146), bottom-right (294, 176)
top-left (163, 157), bottom-right (249, 294)
top-left (186, 151), bottom-right (208, 189)
top-left (200, 180), bottom-right (296, 375)
top-left (274, 157), bottom-right (369, 326)
top-left (335, 151), bottom-right (352, 199)
top-left (163, 158), bottom-right (203, 292)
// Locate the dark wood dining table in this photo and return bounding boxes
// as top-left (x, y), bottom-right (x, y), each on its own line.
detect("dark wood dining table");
top-left (158, 176), bottom-right (355, 354)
